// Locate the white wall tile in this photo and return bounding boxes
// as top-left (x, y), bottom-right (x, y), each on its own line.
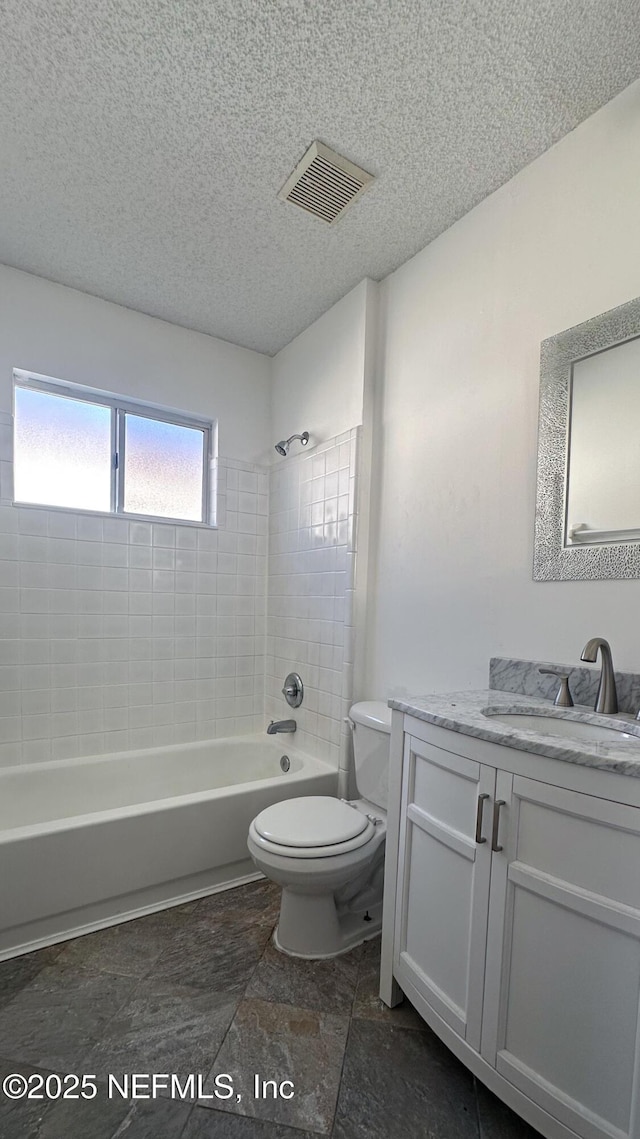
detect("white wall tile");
top-left (0, 439), bottom-right (357, 770)
top-left (22, 738), bottom-right (51, 764)
top-left (77, 516), bottom-right (104, 542)
top-left (265, 433), bottom-right (359, 775)
top-left (0, 458), bottom-right (270, 766)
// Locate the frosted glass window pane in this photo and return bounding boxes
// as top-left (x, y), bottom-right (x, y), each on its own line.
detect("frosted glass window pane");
top-left (124, 414), bottom-right (204, 521)
top-left (14, 387), bottom-right (112, 511)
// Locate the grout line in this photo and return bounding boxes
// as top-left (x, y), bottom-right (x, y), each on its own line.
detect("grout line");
top-left (172, 1102), bottom-right (198, 1139)
top-left (197, 889), bottom-right (279, 1095)
top-left (329, 1016), bottom-right (353, 1138)
top-left (473, 1075), bottom-right (483, 1139)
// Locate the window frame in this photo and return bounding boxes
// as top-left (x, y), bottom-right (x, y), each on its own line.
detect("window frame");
top-left (13, 369), bottom-right (216, 526)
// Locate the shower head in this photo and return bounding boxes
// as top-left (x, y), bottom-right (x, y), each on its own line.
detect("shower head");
top-left (274, 431), bottom-right (309, 457)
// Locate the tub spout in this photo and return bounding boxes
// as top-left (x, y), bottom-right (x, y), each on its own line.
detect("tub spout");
top-left (267, 719), bottom-right (297, 735)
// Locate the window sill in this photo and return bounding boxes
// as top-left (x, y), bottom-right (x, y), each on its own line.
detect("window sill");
top-left (12, 501), bottom-right (218, 530)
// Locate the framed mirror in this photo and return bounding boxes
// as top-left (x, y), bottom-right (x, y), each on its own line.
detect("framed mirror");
top-left (534, 294), bottom-right (640, 580)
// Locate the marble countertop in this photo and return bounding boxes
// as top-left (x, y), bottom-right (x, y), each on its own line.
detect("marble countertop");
top-left (389, 690), bottom-right (640, 778)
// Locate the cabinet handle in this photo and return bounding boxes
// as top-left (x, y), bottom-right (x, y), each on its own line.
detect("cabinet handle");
top-left (491, 799), bottom-right (506, 852)
top-left (475, 793), bottom-right (489, 843)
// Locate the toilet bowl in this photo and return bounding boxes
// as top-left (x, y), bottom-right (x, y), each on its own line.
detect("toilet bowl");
top-left (247, 700), bottom-right (392, 959)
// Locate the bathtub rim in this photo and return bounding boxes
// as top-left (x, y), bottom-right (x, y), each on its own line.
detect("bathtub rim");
top-left (0, 735), bottom-right (336, 843)
top-left (0, 730), bottom-right (313, 780)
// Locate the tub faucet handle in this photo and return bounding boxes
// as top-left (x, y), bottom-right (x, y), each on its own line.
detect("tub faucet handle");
top-left (539, 668), bottom-right (574, 707)
top-left (281, 672), bottom-right (303, 708)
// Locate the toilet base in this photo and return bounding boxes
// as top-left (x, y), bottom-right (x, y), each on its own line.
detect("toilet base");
top-left (273, 888), bottom-right (383, 959)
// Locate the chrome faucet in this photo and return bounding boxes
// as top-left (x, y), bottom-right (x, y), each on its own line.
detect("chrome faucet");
top-left (580, 637), bottom-right (618, 715)
top-left (267, 719), bottom-right (297, 735)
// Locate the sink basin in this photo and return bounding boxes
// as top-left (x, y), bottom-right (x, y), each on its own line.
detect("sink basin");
top-left (483, 710), bottom-right (640, 743)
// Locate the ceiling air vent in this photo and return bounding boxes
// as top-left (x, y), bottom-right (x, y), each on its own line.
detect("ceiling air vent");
top-left (278, 141), bottom-right (373, 225)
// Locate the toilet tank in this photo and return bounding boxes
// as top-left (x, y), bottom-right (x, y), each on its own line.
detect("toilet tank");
top-left (349, 701), bottom-right (392, 810)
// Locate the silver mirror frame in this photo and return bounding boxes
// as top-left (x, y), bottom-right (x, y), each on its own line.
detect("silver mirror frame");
top-left (534, 294), bottom-right (640, 581)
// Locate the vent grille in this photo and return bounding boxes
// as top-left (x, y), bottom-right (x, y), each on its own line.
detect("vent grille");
top-left (278, 141), bottom-right (373, 225)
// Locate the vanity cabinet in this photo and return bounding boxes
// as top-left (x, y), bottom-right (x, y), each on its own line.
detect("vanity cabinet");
top-left (382, 715), bottom-right (640, 1139)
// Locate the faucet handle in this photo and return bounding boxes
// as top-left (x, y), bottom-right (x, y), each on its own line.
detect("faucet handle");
top-left (539, 668), bottom-right (574, 708)
top-left (281, 672), bottom-right (303, 708)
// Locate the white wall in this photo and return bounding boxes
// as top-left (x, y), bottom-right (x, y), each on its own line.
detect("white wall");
top-left (271, 278), bottom-right (379, 708)
top-left (369, 78), bottom-right (640, 699)
top-left (271, 279), bottom-right (370, 448)
top-left (0, 265), bottom-right (271, 462)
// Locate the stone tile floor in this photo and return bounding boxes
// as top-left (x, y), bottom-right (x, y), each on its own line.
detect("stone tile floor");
top-left (0, 880), bottom-right (540, 1137)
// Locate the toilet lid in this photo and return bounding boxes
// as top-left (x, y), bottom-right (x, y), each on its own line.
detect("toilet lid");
top-left (253, 796), bottom-right (368, 848)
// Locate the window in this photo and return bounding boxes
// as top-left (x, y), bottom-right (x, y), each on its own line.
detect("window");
top-left (13, 371), bottom-right (215, 524)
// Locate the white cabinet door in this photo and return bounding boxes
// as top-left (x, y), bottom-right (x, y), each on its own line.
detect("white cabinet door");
top-left (481, 772), bottom-right (640, 1139)
top-left (393, 734), bottom-right (495, 1051)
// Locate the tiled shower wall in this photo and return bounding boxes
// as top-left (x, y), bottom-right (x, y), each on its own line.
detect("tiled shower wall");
top-left (0, 410), bottom-right (359, 773)
top-left (0, 407), bottom-right (267, 766)
top-left (266, 430), bottom-right (358, 774)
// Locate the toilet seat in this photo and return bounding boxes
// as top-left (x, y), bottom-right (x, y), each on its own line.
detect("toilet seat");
top-left (250, 796), bottom-right (376, 859)
top-left (255, 796), bottom-right (368, 847)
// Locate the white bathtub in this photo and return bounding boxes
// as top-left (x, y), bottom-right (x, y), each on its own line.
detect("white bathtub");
top-left (0, 736), bottom-right (337, 959)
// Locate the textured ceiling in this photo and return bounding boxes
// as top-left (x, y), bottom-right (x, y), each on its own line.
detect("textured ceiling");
top-left (1, 1), bottom-right (639, 355)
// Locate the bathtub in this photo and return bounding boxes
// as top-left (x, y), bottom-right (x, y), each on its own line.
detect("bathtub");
top-left (0, 736), bottom-right (337, 960)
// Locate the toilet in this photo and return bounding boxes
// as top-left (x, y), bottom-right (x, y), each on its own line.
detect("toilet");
top-left (247, 701), bottom-right (392, 958)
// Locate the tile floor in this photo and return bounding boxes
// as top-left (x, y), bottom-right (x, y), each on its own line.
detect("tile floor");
top-left (0, 880), bottom-right (540, 1138)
